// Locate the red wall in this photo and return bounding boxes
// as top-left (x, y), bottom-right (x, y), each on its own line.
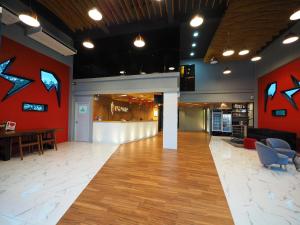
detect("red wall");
top-left (258, 58), bottom-right (300, 139)
top-left (0, 37), bottom-right (70, 142)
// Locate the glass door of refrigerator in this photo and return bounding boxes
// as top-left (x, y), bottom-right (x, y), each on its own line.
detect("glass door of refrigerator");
top-left (212, 111), bottom-right (222, 131)
top-left (222, 114), bottom-right (232, 133)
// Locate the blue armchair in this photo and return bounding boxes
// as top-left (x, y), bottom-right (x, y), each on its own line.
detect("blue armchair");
top-left (266, 138), bottom-right (296, 159)
top-left (255, 142), bottom-right (289, 168)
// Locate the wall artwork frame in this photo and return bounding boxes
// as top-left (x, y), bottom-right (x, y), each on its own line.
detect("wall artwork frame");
top-left (40, 69), bottom-right (61, 107)
top-left (0, 57), bottom-right (34, 101)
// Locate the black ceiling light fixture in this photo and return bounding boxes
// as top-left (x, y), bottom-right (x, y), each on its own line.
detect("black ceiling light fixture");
top-left (133, 34), bottom-right (146, 48)
top-left (222, 32), bottom-right (235, 57)
top-left (19, 0), bottom-right (40, 27)
top-left (282, 32), bottom-right (299, 45)
top-left (223, 67), bottom-right (232, 75)
top-left (190, 14), bottom-right (204, 28)
top-left (82, 40), bottom-right (94, 49)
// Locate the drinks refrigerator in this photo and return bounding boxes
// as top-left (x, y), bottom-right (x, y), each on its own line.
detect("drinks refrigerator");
top-left (211, 110), bottom-right (232, 135)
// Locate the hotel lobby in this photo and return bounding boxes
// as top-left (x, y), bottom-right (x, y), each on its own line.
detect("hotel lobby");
top-left (0, 0), bottom-right (300, 225)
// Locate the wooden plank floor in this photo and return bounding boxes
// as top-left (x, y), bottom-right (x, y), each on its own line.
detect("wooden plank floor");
top-left (58, 132), bottom-right (233, 225)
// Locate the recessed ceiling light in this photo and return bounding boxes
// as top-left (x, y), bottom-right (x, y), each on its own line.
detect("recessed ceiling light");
top-left (82, 40), bottom-right (94, 49)
top-left (88, 8), bottom-right (103, 21)
top-left (282, 33), bottom-right (299, 44)
top-left (190, 52), bottom-right (195, 56)
top-left (251, 56), bottom-right (262, 62)
top-left (222, 49), bottom-right (235, 57)
top-left (120, 70), bottom-right (125, 74)
top-left (169, 67), bottom-right (175, 71)
top-left (134, 34), bottom-right (146, 48)
top-left (192, 43), bottom-right (197, 47)
top-left (19, 13), bottom-right (40, 27)
top-left (223, 67), bottom-right (232, 75)
top-left (290, 9), bottom-right (300, 20)
top-left (193, 32), bottom-right (199, 37)
top-left (238, 49), bottom-right (250, 56)
top-left (190, 15), bottom-right (204, 28)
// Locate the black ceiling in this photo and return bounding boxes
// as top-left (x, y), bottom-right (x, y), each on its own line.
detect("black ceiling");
top-left (74, 27), bottom-right (180, 78)
top-left (18, 0), bottom-right (228, 78)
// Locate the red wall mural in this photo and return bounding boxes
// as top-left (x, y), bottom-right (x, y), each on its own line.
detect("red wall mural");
top-left (0, 37), bottom-right (70, 142)
top-left (258, 58), bottom-right (300, 138)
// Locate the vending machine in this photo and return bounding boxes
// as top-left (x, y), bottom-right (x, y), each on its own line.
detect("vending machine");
top-left (211, 110), bottom-right (232, 135)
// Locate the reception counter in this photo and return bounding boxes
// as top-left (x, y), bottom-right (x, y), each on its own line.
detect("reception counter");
top-left (93, 121), bottom-right (158, 144)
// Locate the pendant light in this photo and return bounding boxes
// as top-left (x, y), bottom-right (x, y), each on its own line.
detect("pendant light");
top-left (282, 33), bottom-right (299, 45)
top-left (223, 67), bottom-right (232, 75)
top-left (251, 56), bottom-right (262, 62)
top-left (222, 32), bottom-right (234, 57)
top-left (209, 57), bottom-right (218, 64)
top-left (19, 13), bottom-right (40, 27)
top-left (18, 0), bottom-right (40, 27)
top-left (134, 34), bottom-right (146, 48)
top-left (190, 14), bottom-right (204, 28)
top-left (83, 40), bottom-right (94, 49)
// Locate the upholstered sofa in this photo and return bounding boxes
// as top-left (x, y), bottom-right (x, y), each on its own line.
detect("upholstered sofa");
top-left (247, 128), bottom-right (297, 150)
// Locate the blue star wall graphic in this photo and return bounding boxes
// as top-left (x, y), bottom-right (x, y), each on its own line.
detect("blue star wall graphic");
top-left (281, 75), bottom-right (300, 110)
top-left (264, 82), bottom-right (277, 112)
top-left (0, 57), bottom-right (34, 101)
top-left (40, 70), bottom-right (61, 107)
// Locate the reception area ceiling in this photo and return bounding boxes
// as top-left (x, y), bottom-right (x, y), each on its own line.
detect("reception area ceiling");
top-left (204, 0), bottom-right (300, 62)
top-left (36, 0), bottom-right (229, 32)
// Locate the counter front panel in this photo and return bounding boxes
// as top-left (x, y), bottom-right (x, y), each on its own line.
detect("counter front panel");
top-left (93, 121), bottom-right (158, 144)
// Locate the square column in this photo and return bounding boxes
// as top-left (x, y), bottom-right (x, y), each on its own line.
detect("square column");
top-left (163, 92), bottom-right (178, 150)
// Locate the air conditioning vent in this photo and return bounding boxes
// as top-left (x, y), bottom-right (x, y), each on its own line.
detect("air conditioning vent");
top-left (0, 7), bottom-right (19, 25)
top-left (27, 28), bottom-right (77, 56)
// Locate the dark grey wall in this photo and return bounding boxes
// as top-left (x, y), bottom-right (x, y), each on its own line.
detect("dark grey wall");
top-left (180, 59), bottom-right (255, 102)
top-left (253, 21), bottom-right (300, 127)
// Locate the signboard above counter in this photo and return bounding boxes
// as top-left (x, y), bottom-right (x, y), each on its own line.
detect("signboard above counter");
top-left (93, 94), bottom-right (157, 122)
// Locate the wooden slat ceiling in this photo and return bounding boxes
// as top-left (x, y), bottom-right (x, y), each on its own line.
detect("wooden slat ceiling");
top-left (204, 0), bottom-right (300, 62)
top-left (37, 0), bottom-right (229, 32)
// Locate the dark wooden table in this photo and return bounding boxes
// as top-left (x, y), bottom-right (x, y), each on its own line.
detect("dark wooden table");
top-left (0, 128), bottom-right (58, 161)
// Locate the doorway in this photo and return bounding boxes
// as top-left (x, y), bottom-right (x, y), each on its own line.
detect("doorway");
top-left (74, 102), bottom-right (90, 142)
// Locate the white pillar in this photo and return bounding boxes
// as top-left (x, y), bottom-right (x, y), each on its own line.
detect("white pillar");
top-left (163, 92), bottom-right (178, 150)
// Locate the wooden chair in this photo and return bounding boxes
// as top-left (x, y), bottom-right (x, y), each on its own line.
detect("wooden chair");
top-left (39, 130), bottom-right (57, 152)
top-left (18, 134), bottom-right (42, 160)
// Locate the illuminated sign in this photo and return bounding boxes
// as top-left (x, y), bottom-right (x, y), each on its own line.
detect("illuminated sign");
top-left (22, 102), bottom-right (48, 112)
top-left (110, 102), bottom-right (128, 115)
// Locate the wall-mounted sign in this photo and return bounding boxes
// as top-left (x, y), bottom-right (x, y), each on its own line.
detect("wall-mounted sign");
top-left (79, 105), bottom-right (88, 114)
top-left (272, 109), bottom-right (287, 117)
top-left (23, 102), bottom-right (48, 112)
top-left (110, 101), bottom-right (128, 115)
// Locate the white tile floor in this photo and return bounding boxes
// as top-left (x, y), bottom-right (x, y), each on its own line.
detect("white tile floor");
top-left (210, 136), bottom-right (300, 225)
top-left (0, 142), bottom-right (119, 225)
